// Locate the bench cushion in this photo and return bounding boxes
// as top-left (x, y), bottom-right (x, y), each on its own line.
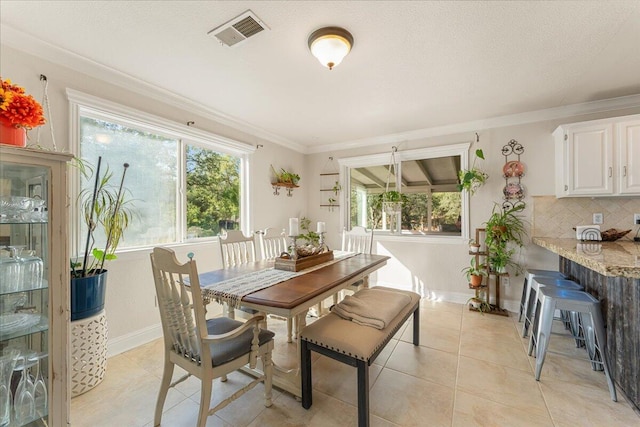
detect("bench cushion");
top-left (300, 287), bottom-right (420, 362)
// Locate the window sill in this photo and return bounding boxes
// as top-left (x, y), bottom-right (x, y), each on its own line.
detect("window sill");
top-left (373, 233), bottom-right (466, 244)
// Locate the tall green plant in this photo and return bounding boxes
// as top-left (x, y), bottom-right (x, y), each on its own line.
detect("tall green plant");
top-left (71, 158), bottom-right (135, 278)
top-left (484, 204), bottom-right (526, 275)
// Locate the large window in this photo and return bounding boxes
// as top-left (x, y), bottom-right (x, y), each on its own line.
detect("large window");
top-left (69, 90), bottom-right (253, 252)
top-left (341, 143), bottom-right (470, 239)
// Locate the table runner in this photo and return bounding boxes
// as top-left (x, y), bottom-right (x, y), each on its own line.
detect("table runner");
top-left (200, 251), bottom-right (356, 309)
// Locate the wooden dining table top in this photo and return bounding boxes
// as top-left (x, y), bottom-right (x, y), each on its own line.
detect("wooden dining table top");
top-left (201, 253), bottom-right (389, 310)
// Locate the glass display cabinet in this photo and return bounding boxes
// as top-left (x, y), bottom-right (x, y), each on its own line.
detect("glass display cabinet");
top-left (0, 146), bottom-right (72, 427)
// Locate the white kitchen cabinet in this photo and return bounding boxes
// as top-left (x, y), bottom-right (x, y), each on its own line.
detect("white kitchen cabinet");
top-left (0, 146), bottom-right (72, 427)
top-left (618, 119), bottom-right (640, 195)
top-left (554, 114), bottom-right (640, 197)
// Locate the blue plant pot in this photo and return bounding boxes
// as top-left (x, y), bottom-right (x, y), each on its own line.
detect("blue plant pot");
top-left (71, 270), bottom-right (108, 321)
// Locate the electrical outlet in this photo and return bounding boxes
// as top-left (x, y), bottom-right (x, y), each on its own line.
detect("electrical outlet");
top-left (634, 213), bottom-right (640, 225)
top-left (502, 276), bottom-right (510, 287)
top-left (593, 213), bottom-right (603, 224)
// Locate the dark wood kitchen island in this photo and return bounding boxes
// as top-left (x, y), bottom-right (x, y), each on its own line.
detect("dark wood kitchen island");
top-left (533, 237), bottom-right (640, 412)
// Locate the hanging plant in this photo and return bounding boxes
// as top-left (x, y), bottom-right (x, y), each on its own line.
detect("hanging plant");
top-left (381, 146), bottom-right (403, 215)
top-left (457, 149), bottom-right (488, 195)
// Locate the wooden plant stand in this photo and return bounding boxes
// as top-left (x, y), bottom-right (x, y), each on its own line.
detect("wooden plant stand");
top-left (469, 228), bottom-right (509, 316)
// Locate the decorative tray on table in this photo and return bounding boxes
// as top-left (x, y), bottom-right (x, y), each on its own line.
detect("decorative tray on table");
top-left (275, 250), bottom-right (334, 272)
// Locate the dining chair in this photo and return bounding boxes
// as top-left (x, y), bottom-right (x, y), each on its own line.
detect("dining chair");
top-left (330, 226), bottom-right (374, 308)
top-left (256, 227), bottom-right (297, 342)
top-left (217, 230), bottom-right (263, 320)
top-left (149, 247), bottom-right (274, 427)
top-left (342, 225), bottom-right (374, 255)
top-left (218, 230), bottom-right (257, 268)
top-left (257, 227), bottom-right (288, 261)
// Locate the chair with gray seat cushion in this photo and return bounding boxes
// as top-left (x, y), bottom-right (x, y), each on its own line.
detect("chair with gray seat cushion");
top-left (150, 247), bottom-right (274, 427)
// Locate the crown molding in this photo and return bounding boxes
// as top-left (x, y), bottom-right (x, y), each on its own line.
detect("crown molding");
top-left (3, 25), bottom-right (639, 156)
top-left (1, 24), bottom-right (306, 153)
top-left (307, 94), bottom-right (640, 154)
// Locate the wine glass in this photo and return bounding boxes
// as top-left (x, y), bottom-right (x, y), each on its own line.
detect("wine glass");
top-left (0, 349), bottom-right (19, 427)
top-left (13, 355), bottom-right (35, 424)
top-left (28, 353), bottom-right (47, 417)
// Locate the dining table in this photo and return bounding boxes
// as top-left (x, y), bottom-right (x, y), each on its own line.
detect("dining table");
top-left (197, 252), bottom-right (390, 397)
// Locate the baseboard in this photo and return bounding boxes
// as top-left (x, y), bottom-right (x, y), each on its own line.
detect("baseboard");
top-left (107, 323), bottom-right (163, 358)
top-left (373, 280), bottom-right (519, 314)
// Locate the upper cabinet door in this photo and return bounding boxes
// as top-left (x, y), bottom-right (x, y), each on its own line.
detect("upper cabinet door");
top-left (618, 119), bottom-right (640, 195)
top-left (566, 123), bottom-right (614, 196)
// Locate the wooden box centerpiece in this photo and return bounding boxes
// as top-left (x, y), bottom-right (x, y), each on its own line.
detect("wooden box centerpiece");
top-left (275, 250), bottom-right (334, 272)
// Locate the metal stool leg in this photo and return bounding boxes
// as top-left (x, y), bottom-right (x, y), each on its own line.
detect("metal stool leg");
top-left (589, 305), bottom-right (617, 402)
top-left (534, 295), bottom-right (556, 380)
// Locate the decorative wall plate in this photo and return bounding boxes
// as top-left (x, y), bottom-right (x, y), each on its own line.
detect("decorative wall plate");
top-left (503, 183), bottom-right (524, 199)
top-left (503, 161), bottom-right (524, 177)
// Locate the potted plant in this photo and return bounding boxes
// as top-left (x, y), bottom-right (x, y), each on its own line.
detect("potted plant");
top-left (461, 257), bottom-right (488, 288)
top-left (70, 157), bottom-right (134, 321)
top-left (467, 296), bottom-right (491, 313)
top-left (489, 246), bottom-right (516, 274)
top-left (484, 204), bottom-right (527, 247)
top-left (270, 164), bottom-right (300, 186)
top-left (380, 190), bottom-right (403, 215)
top-left (469, 239), bottom-right (481, 253)
top-left (0, 77), bottom-right (46, 147)
top-left (484, 204), bottom-right (527, 276)
top-left (457, 149), bottom-right (488, 195)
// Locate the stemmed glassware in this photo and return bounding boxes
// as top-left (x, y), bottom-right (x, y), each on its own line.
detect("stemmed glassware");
top-left (14, 354), bottom-right (36, 425)
top-left (0, 349), bottom-right (19, 427)
top-left (29, 352), bottom-right (47, 417)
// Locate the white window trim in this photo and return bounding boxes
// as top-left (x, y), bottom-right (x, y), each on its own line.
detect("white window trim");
top-left (67, 89), bottom-right (255, 253)
top-left (337, 142), bottom-right (471, 241)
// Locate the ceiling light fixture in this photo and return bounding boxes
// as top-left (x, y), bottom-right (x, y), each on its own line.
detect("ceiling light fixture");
top-left (308, 27), bottom-right (354, 70)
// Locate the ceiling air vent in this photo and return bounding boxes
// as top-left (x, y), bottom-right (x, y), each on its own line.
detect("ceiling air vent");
top-left (208, 10), bottom-right (269, 47)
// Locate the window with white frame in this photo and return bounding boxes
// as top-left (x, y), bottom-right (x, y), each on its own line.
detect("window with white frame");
top-left (68, 90), bottom-right (253, 252)
top-left (340, 143), bottom-right (470, 238)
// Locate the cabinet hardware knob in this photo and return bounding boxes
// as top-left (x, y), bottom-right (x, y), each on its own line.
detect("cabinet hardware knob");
top-left (623, 166), bottom-right (627, 177)
top-left (608, 167), bottom-right (612, 178)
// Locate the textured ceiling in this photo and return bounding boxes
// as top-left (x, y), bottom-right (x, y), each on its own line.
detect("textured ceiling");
top-left (1, 1), bottom-right (640, 152)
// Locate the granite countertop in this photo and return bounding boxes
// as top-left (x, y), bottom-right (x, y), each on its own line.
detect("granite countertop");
top-left (533, 237), bottom-right (640, 279)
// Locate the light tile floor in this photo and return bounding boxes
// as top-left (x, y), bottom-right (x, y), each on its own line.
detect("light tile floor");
top-left (71, 299), bottom-right (640, 426)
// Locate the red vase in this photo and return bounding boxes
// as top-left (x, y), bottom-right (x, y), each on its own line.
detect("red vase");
top-left (0, 118), bottom-right (27, 147)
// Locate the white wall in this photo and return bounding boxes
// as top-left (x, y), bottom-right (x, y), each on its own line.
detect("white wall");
top-left (304, 109), bottom-right (640, 310)
top-left (1, 46), bottom-right (307, 355)
top-left (3, 44), bottom-right (640, 354)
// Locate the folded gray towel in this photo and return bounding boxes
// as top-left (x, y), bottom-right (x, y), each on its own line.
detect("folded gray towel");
top-left (331, 288), bottom-right (411, 329)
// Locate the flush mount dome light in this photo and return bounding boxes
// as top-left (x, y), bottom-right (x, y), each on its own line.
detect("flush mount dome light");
top-left (308, 26), bottom-right (354, 70)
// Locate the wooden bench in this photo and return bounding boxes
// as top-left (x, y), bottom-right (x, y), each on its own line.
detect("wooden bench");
top-left (300, 286), bottom-right (421, 427)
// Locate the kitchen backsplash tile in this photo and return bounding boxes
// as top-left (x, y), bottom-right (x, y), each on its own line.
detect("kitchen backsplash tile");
top-left (532, 196), bottom-right (640, 239)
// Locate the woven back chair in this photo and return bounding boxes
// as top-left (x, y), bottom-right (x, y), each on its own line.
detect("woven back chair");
top-left (150, 247), bottom-right (274, 427)
top-left (218, 230), bottom-right (257, 268)
top-left (257, 227), bottom-right (288, 260)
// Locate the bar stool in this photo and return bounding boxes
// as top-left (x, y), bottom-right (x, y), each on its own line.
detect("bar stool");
top-left (522, 277), bottom-right (583, 338)
top-left (527, 286), bottom-right (617, 402)
top-left (519, 269), bottom-right (566, 322)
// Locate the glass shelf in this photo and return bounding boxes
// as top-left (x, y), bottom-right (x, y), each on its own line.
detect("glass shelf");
top-left (0, 280), bottom-right (49, 297)
top-left (0, 314), bottom-right (48, 341)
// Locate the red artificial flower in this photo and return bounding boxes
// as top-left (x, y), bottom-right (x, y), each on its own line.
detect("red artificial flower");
top-left (0, 78), bottom-right (46, 129)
